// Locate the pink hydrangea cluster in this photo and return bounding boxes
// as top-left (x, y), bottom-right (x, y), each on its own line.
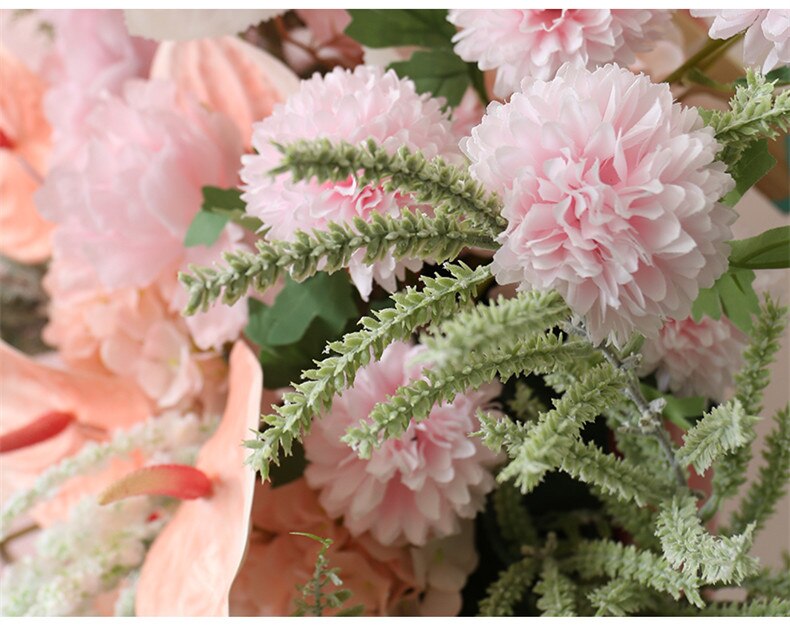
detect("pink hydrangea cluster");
top-left (448, 9), bottom-right (672, 98)
top-left (240, 65), bottom-right (462, 300)
top-left (303, 342), bottom-right (501, 547)
top-left (464, 63), bottom-right (735, 345)
top-left (691, 10), bottom-right (790, 73)
top-left (639, 315), bottom-right (749, 401)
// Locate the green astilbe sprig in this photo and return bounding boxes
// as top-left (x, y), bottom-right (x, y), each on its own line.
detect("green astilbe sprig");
top-left (656, 496), bottom-right (759, 586)
top-left (245, 262), bottom-right (490, 479)
top-left (343, 332), bottom-right (594, 458)
top-left (534, 558), bottom-right (578, 616)
top-left (270, 138), bottom-right (507, 234)
top-left (180, 208), bottom-right (496, 315)
top-left (478, 557), bottom-right (538, 616)
top-left (587, 578), bottom-right (658, 616)
top-left (701, 70), bottom-right (790, 165)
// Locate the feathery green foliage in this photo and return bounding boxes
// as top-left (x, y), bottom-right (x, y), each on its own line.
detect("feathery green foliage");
top-left (728, 405), bottom-right (790, 535)
top-left (507, 381), bottom-right (546, 423)
top-left (534, 559), bottom-right (577, 616)
top-left (245, 262), bottom-right (490, 479)
top-left (271, 138), bottom-right (507, 233)
top-left (493, 481), bottom-right (538, 551)
top-left (478, 558), bottom-right (537, 616)
top-left (676, 399), bottom-right (756, 475)
top-left (745, 565), bottom-right (790, 600)
top-left (695, 597), bottom-right (790, 616)
top-left (596, 490), bottom-right (661, 551)
top-left (701, 69), bottom-right (790, 165)
top-left (345, 332), bottom-right (593, 457)
top-left (656, 496), bottom-right (759, 585)
top-left (588, 578), bottom-right (657, 616)
top-left (180, 208), bottom-right (495, 315)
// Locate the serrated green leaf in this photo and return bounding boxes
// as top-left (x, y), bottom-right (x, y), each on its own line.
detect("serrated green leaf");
top-left (345, 9), bottom-right (455, 48)
top-left (691, 268), bottom-right (760, 333)
top-left (641, 384), bottom-right (706, 430)
top-left (691, 283), bottom-right (723, 322)
top-left (389, 49), bottom-right (469, 106)
top-left (184, 209), bottom-right (230, 247)
top-left (723, 140), bottom-right (777, 206)
top-left (729, 226), bottom-right (790, 270)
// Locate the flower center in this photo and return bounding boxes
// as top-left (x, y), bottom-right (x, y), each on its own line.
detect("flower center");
top-left (0, 411), bottom-right (76, 453)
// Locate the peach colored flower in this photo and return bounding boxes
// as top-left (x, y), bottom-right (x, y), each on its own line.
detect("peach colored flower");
top-left (304, 342), bottom-right (501, 547)
top-left (639, 315), bottom-right (749, 401)
top-left (464, 63), bottom-right (735, 345)
top-left (150, 35), bottom-right (300, 148)
top-left (0, 46), bottom-right (53, 263)
top-left (135, 341), bottom-right (261, 616)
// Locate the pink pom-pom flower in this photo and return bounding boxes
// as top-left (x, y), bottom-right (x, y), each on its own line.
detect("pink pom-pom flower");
top-left (691, 10), bottom-right (790, 73)
top-left (464, 63), bottom-right (735, 346)
top-left (639, 315), bottom-right (749, 401)
top-left (240, 65), bottom-right (461, 300)
top-left (303, 342), bottom-right (501, 547)
top-left (448, 9), bottom-right (672, 99)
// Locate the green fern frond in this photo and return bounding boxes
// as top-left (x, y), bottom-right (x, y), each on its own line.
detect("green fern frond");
top-left (596, 490), bottom-right (661, 551)
top-left (180, 209), bottom-right (496, 315)
top-left (745, 566), bottom-right (790, 600)
top-left (696, 597), bottom-right (790, 616)
top-left (478, 557), bottom-right (537, 616)
top-left (535, 559), bottom-right (577, 616)
top-left (271, 138), bottom-right (507, 234)
top-left (656, 496), bottom-right (759, 585)
top-left (245, 262), bottom-right (490, 479)
top-left (588, 578), bottom-right (657, 616)
top-left (507, 382), bottom-right (547, 423)
top-left (493, 481), bottom-right (539, 550)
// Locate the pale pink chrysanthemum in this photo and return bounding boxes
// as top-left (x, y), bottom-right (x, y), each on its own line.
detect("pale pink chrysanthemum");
top-left (240, 65), bottom-right (461, 300)
top-left (463, 64), bottom-right (735, 346)
top-left (691, 10), bottom-right (790, 73)
top-left (639, 315), bottom-right (748, 401)
top-left (303, 342), bottom-right (501, 547)
top-left (448, 9), bottom-right (672, 98)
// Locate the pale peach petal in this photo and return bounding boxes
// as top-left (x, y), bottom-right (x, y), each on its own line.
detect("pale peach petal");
top-left (135, 341), bottom-right (261, 616)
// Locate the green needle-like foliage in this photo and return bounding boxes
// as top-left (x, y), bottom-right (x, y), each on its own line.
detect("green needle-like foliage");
top-left (694, 598), bottom-right (790, 616)
top-left (507, 381), bottom-right (546, 423)
top-left (588, 578), bottom-right (657, 616)
top-left (271, 138), bottom-right (507, 233)
top-left (478, 557), bottom-right (537, 616)
top-left (180, 208), bottom-right (495, 315)
top-left (534, 559), bottom-right (577, 616)
top-left (245, 262), bottom-right (490, 479)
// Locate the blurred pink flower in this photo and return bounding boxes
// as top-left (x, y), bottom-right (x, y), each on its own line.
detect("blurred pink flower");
top-left (0, 46), bottom-right (53, 263)
top-left (691, 10), bottom-right (790, 73)
top-left (639, 315), bottom-right (749, 401)
top-left (464, 63), bottom-right (735, 345)
top-left (241, 66), bottom-right (461, 300)
top-left (124, 9), bottom-right (284, 41)
top-left (36, 79), bottom-right (242, 292)
top-left (303, 342), bottom-right (500, 547)
top-left (448, 9), bottom-right (672, 98)
top-left (41, 9), bottom-right (156, 165)
top-left (136, 342), bottom-right (261, 616)
top-left (450, 88), bottom-right (485, 141)
top-left (150, 35), bottom-right (300, 148)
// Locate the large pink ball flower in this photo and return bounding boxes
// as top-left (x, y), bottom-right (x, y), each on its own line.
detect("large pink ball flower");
top-left (448, 9), bottom-right (672, 99)
top-left (303, 342), bottom-right (501, 547)
top-left (639, 315), bottom-right (748, 401)
top-left (240, 65), bottom-right (461, 300)
top-left (464, 64), bottom-right (735, 346)
top-left (691, 10), bottom-right (790, 73)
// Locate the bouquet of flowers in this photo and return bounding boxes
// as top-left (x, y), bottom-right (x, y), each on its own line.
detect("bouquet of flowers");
top-left (1, 8), bottom-right (789, 617)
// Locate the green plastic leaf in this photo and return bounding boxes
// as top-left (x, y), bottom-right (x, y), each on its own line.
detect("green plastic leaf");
top-left (184, 210), bottom-right (229, 247)
top-left (729, 226), bottom-right (790, 270)
top-left (185, 186), bottom-right (262, 247)
top-left (389, 49), bottom-right (469, 107)
top-left (734, 66), bottom-right (790, 87)
top-left (692, 268), bottom-right (760, 333)
top-left (345, 9), bottom-right (455, 48)
top-left (641, 384), bottom-right (706, 431)
top-left (723, 140), bottom-right (777, 206)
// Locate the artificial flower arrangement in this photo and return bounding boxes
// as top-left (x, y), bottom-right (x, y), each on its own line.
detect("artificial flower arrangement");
top-left (1, 7), bottom-right (789, 617)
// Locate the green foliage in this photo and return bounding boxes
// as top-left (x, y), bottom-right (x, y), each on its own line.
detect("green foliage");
top-left (597, 491), bottom-right (661, 551)
top-left (507, 382), bottom-right (546, 423)
top-left (534, 559), bottom-right (577, 616)
top-left (695, 597), bottom-right (790, 616)
top-left (701, 69), bottom-right (790, 165)
top-left (180, 208), bottom-right (494, 315)
top-left (676, 400), bottom-right (756, 475)
top-left (728, 405), bottom-right (790, 536)
top-left (691, 267), bottom-right (760, 333)
top-left (184, 187), bottom-right (261, 247)
top-left (346, 333), bottom-right (594, 458)
top-left (729, 225), bottom-right (790, 270)
top-left (640, 383), bottom-right (706, 431)
top-left (588, 578), bottom-right (656, 616)
top-left (245, 263), bottom-right (490, 480)
top-left (478, 557), bottom-right (537, 616)
top-left (722, 140), bottom-right (777, 206)
top-left (745, 565), bottom-right (790, 600)
top-left (390, 50), bottom-right (471, 107)
top-left (656, 496), bottom-right (759, 585)
top-left (269, 138), bottom-right (506, 234)
top-left (493, 481), bottom-right (538, 551)
top-left (291, 533), bottom-right (362, 616)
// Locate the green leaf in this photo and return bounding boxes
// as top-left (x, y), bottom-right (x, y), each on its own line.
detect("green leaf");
top-left (734, 66), bottom-right (790, 87)
top-left (723, 140), bottom-right (777, 206)
top-left (729, 226), bottom-right (790, 270)
top-left (184, 210), bottom-right (230, 247)
top-left (268, 441), bottom-right (306, 488)
top-left (641, 384), bottom-right (706, 430)
top-left (345, 9), bottom-right (455, 48)
top-left (691, 268), bottom-right (760, 333)
top-left (389, 49), bottom-right (470, 107)
top-left (185, 186), bottom-right (263, 247)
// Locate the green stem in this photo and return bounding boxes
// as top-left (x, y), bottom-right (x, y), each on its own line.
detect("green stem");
top-left (663, 34), bottom-right (742, 84)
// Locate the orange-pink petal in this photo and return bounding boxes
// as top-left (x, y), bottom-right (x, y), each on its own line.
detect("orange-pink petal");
top-left (0, 411), bottom-right (75, 453)
top-left (135, 341), bottom-right (262, 616)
